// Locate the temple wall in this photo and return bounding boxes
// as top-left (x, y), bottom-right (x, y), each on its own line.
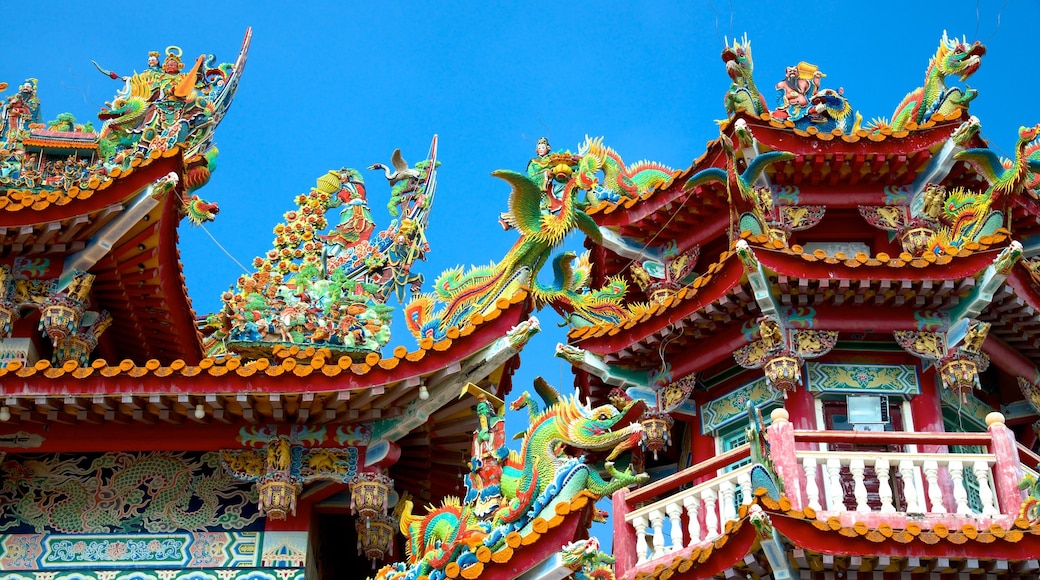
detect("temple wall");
top-left (0, 450), bottom-right (308, 579)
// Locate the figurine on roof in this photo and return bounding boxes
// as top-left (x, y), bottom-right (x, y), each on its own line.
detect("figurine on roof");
top-left (773, 62), bottom-right (824, 122)
top-left (322, 168), bottom-right (374, 250)
top-left (8, 79), bottom-right (41, 125)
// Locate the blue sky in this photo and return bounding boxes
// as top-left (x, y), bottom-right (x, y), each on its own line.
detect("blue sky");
top-left (6, 0), bottom-right (1040, 548)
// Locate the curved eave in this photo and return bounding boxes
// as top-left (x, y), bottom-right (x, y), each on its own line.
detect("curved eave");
top-left (570, 253), bottom-right (744, 354)
top-left (447, 494), bottom-right (597, 580)
top-left (622, 518), bottom-right (757, 580)
top-left (772, 513), bottom-right (1040, 562)
top-left (0, 149), bottom-right (183, 228)
top-left (753, 238), bottom-right (1005, 281)
top-left (0, 294), bottom-right (530, 422)
top-left (587, 111), bottom-right (974, 231)
top-left (745, 113), bottom-right (963, 156)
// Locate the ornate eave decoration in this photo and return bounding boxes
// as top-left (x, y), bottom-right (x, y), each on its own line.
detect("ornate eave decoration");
top-left (734, 316), bottom-right (838, 397)
top-left (894, 319), bottom-right (991, 401)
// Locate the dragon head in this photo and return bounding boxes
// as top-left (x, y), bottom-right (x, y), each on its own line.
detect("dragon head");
top-left (722, 35), bottom-right (754, 82)
top-left (184, 195), bottom-right (220, 225)
top-left (1018, 124), bottom-right (1040, 146)
top-left (557, 394), bottom-right (645, 462)
top-left (936, 31), bottom-right (985, 81)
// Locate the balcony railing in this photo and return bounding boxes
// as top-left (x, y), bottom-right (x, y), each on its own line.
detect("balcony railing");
top-left (613, 410), bottom-right (1031, 578)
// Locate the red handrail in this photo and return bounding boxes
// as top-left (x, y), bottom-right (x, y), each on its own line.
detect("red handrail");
top-left (626, 444), bottom-right (750, 506)
top-left (793, 430), bottom-right (992, 447)
top-left (1018, 442), bottom-right (1040, 468)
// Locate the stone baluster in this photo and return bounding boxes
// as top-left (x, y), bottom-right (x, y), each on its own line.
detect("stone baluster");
top-left (702, 488), bottom-right (719, 539)
top-left (683, 495), bottom-right (701, 545)
top-left (633, 515), bottom-right (649, 564)
top-left (947, 460), bottom-right (971, 515)
top-left (738, 471), bottom-right (753, 506)
top-left (923, 459), bottom-right (946, 514)
top-left (875, 458), bottom-right (895, 513)
top-left (898, 460), bottom-right (921, 513)
top-left (649, 508), bottom-right (666, 559)
top-left (719, 480), bottom-right (737, 524)
top-left (826, 457), bottom-right (844, 511)
top-left (850, 458), bottom-right (870, 512)
top-left (802, 456), bottom-right (822, 512)
top-left (665, 502), bottom-right (684, 552)
top-left (973, 459), bottom-right (998, 515)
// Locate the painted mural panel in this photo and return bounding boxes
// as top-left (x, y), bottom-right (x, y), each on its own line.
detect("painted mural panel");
top-left (700, 377), bottom-right (783, 434)
top-left (805, 362), bottom-right (920, 396)
top-left (0, 452), bottom-right (261, 534)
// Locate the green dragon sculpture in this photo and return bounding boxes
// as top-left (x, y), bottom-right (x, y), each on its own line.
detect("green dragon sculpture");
top-left (531, 251), bottom-right (631, 327)
top-left (722, 35), bottom-right (769, 117)
top-left (684, 119), bottom-right (794, 239)
top-left (407, 137), bottom-right (666, 340)
top-left (916, 124), bottom-right (1040, 254)
top-left (376, 379), bottom-right (646, 580)
top-left (889, 31), bottom-right (985, 131)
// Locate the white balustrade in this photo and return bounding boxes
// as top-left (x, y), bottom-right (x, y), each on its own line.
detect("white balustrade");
top-left (649, 508), bottom-right (666, 559)
top-left (802, 456), bottom-right (822, 511)
top-left (973, 459), bottom-right (998, 515)
top-left (899, 459), bottom-right (922, 513)
top-left (826, 457), bottom-right (843, 510)
top-left (665, 502), bottom-right (684, 553)
top-left (797, 450), bottom-right (998, 518)
top-left (948, 460), bottom-right (971, 515)
top-left (633, 515), bottom-right (649, 565)
top-left (625, 463), bottom-right (754, 563)
top-left (626, 448), bottom-right (1007, 568)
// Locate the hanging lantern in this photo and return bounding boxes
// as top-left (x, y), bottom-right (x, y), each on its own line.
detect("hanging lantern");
top-left (257, 475), bottom-right (302, 520)
top-left (349, 472), bottom-right (393, 525)
top-left (356, 512), bottom-right (396, 567)
top-left (763, 355), bottom-right (802, 397)
top-left (939, 356), bottom-right (978, 402)
top-left (40, 303), bottom-right (81, 345)
top-left (641, 412), bottom-right (673, 460)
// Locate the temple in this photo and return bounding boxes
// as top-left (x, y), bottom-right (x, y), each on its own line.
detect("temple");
top-left (3, 25), bottom-right (1040, 580)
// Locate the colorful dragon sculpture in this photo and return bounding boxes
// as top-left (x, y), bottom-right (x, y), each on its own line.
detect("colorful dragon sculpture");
top-left (916, 124), bottom-right (1040, 254)
top-left (531, 251), bottom-right (630, 327)
top-left (405, 137), bottom-right (668, 339)
top-left (684, 119), bottom-right (794, 239)
top-left (888, 31), bottom-right (985, 131)
top-left (375, 380), bottom-right (646, 580)
top-left (722, 35), bottom-right (768, 116)
top-left (206, 139), bottom-right (437, 358)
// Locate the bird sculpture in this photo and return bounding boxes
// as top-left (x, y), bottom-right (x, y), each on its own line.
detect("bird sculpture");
top-left (368, 148), bottom-right (421, 185)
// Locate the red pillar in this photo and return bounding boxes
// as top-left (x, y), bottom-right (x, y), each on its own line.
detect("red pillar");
top-left (784, 385), bottom-right (816, 430)
top-left (910, 367), bottom-right (946, 450)
top-left (909, 368), bottom-right (957, 512)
